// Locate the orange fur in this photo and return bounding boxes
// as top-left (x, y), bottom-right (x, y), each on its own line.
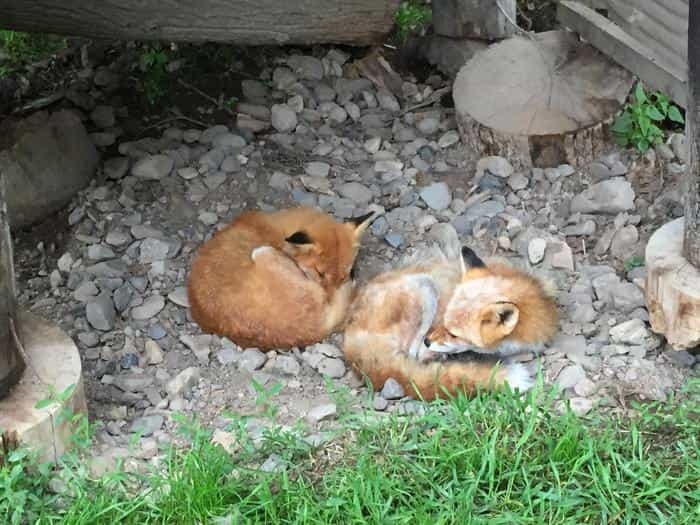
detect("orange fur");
top-left (187, 207), bottom-right (371, 350)
top-left (343, 248), bottom-right (558, 400)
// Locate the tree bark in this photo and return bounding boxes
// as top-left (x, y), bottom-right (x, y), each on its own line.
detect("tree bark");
top-left (0, 0), bottom-right (399, 46)
top-left (684, 0), bottom-right (700, 267)
top-left (0, 172), bottom-right (23, 400)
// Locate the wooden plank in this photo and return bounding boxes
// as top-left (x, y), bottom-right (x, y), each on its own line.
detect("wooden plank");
top-left (608, 0), bottom-right (688, 74)
top-left (0, 0), bottom-right (399, 46)
top-left (557, 1), bottom-right (687, 108)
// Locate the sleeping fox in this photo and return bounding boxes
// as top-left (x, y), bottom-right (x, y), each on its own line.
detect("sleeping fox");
top-left (187, 207), bottom-right (373, 350)
top-left (343, 246), bottom-right (558, 400)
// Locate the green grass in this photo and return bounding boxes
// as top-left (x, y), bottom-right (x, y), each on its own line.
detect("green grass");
top-left (3, 378), bottom-right (699, 524)
top-left (0, 30), bottom-right (66, 76)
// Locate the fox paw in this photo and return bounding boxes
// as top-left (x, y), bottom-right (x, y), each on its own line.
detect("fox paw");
top-left (251, 245), bottom-right (275, 261)
top-left (504, 363), bottom-right (534, 392)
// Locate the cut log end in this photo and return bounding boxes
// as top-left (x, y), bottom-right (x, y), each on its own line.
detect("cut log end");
top-left (453, 30), bottom-right (635, 169)
top-left (645, 218), bottom-right (700, 350)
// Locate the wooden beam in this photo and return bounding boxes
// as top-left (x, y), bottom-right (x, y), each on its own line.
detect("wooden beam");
top-left (683, 0), bottom-right (700, 265)
top-left (557, 0), bottom-right (687, 108)
top-left (0, 0), bottom-right (399, 47)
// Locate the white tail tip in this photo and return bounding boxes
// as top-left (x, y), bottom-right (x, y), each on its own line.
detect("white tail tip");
top-left (504, 363), bottom-right (534, 392)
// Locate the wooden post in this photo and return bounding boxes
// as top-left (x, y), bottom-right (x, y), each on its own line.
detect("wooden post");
top-left (0, 172), bottom-right (24, 400)
top-left (684, 1), bottom-right (700, 267)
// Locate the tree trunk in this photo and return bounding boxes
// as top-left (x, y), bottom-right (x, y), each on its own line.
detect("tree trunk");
top-left (0, 0), bottom-right (399, 46)
top-left (684, 0), bottom-right (700, 267)
top-left (453, 31), bottom-right (634, 169)
top-left (0, 172), bottom-right (23, 400)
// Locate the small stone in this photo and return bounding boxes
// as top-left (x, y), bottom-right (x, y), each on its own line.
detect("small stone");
top-left (477, 156), bottom-right (514, 178)
top-left (307, 403), bottom-right (337, 424)
top-left (260, 454), bottom-right (285, 473)
top-left (316, 357), bottom-right (346, 379)
top-left (269, 171), bottom-right (292, 190)
top-left (114, 374), bottom-right (154, 392)
top-left (166, 367), bottom-right (201, 398)
top-left (664, 349), bottom-right (696, 367)
top-left (144, 340), bottom-right (164, 365)
top-left (74, 281), bottom-right (99, 302)
top-left (104, 157), bottom-right (130, 180)
top-left (168, 287), bottom-right (190, 307)
top-left (90, 105), bottom-right (115, 128)
top-left (238, 348), bottom-right (267, 371)
top-left (547, 240), bottom-right (575, 272)
top-left (557, 364), bottom-right (586, 389)
top-left (305, 161), bottom-right (330, 177)
top-left (216, 347), bottom-right (239, 366)
top-left (177, 167), bottom-right (198, 180)
top-left (364, 137), bottom-right (382, 154)
top-left (86, 292), bottom-right (117, 331)
top-left (199, 211), bottom-right (218, 225)
top-left (131, 155), bottom-right (174, 180)
top-left (57, 253), bottom-right (74, 273)
top-left (287, 54), bottom-right (324, 80)
top-left (417, 117), bottom-right (440, 135)
top-left (528, 238), bottom-right (546, 264)
top-left (568, 397), bottom-right (593, 416)
top-left (438, 130), bottom-right (459, 148)
top-left (338, 182), bottom-right (373, 206)
top-left (377, 91), bottom-right (400, 112)
top-left (148, 324), bottom-right (167, 340)
top-left (180, 335), bottom-right (212, 364)
top-left (508, 172), bottom-right (529, 190)
top-left (610, 319), bottom-right (652, 346)
top-left (381, 378), bottom-right (405, 399)
top-left (130, 415), bottom-right (164, 437)
top-left (419, 182), bottom-right (452, 211)
top-left (131, 295), bottom-right (165, 320)
top-left (264, 355), bottom-right (301, 376)
top-left (610, 225), bottom-right (639, 259)
top-left (87, 244), bottom-right (116, 261)
top-left (570, 178), bottom-right (635, 214)
top-left (384, 232), bottom-right (403, 248)
top-left (120, 353), bottom-right (139, 370)
top-left (211, 133), bottom-right (246, 150)
top-left (574, 377), bottom-right (598, 397)
top-left (271, 104), bottom-right (298, 132)
top-left (373, 396), bottom-right (389, 411)
top-left (211, 429), bottom-right (239, 454)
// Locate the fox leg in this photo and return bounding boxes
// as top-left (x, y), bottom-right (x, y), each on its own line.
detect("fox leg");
top-left (251, 246), bottom-right (324, 294)
top-left (403, 275), bottom-right (439, 361)
top-left (323, 280), bottom-right (354, 332)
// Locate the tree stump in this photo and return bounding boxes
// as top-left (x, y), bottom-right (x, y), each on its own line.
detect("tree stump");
top-left (453, 30), bottom-right (635, 169)
top-left (645, 218), bottom-right (700, 349)
top-left (0, 172), bottom-right (24, 400)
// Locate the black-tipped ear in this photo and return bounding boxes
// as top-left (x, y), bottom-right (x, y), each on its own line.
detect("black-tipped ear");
top-left (348, 212), bottom-right (374, 228)
top-left (285, 231), bottom-right (313, 245)
top-left (461, 246), bottom-right (485, 269)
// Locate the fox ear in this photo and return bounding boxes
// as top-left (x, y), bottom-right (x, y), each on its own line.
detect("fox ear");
top-left (347, 212), bottom-right (374, 237)
top-left (285, 231), bottom-right (313, 245)
top-left (482, 302), bottom-right (519, 338)
top-left (460, 246), bottom-right (485, 274)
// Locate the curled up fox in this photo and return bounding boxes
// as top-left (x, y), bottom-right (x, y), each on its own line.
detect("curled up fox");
top-left (343, 242), bottom-right (558, 400)
top-left (187, 207), bottom-right (373, 350)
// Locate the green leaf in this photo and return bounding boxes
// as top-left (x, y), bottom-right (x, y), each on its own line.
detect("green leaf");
top-left (645, 106), bottom-right (665, 121)
top-left (634, 83), bottom-right (647, 104)
top-left (34, 398), bottom-right (54, 410)
top-left (636, 139), bottom-right (650, 152)
top-left (638, 116), bottom-right (651, 136)
top-left (668, 105), bottom-right (685, 124)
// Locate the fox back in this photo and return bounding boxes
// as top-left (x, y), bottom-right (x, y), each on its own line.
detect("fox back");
top-left (187, 207), bottom-right (372, 349)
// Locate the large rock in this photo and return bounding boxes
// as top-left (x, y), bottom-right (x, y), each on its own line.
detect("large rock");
top-left (0, 110), bottom-right (98, 229)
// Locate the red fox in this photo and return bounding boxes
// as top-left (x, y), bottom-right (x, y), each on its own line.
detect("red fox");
top-left (187, 207), bottom-right (373, 350)
top-left (343, 246), bottom-right (558, 400)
